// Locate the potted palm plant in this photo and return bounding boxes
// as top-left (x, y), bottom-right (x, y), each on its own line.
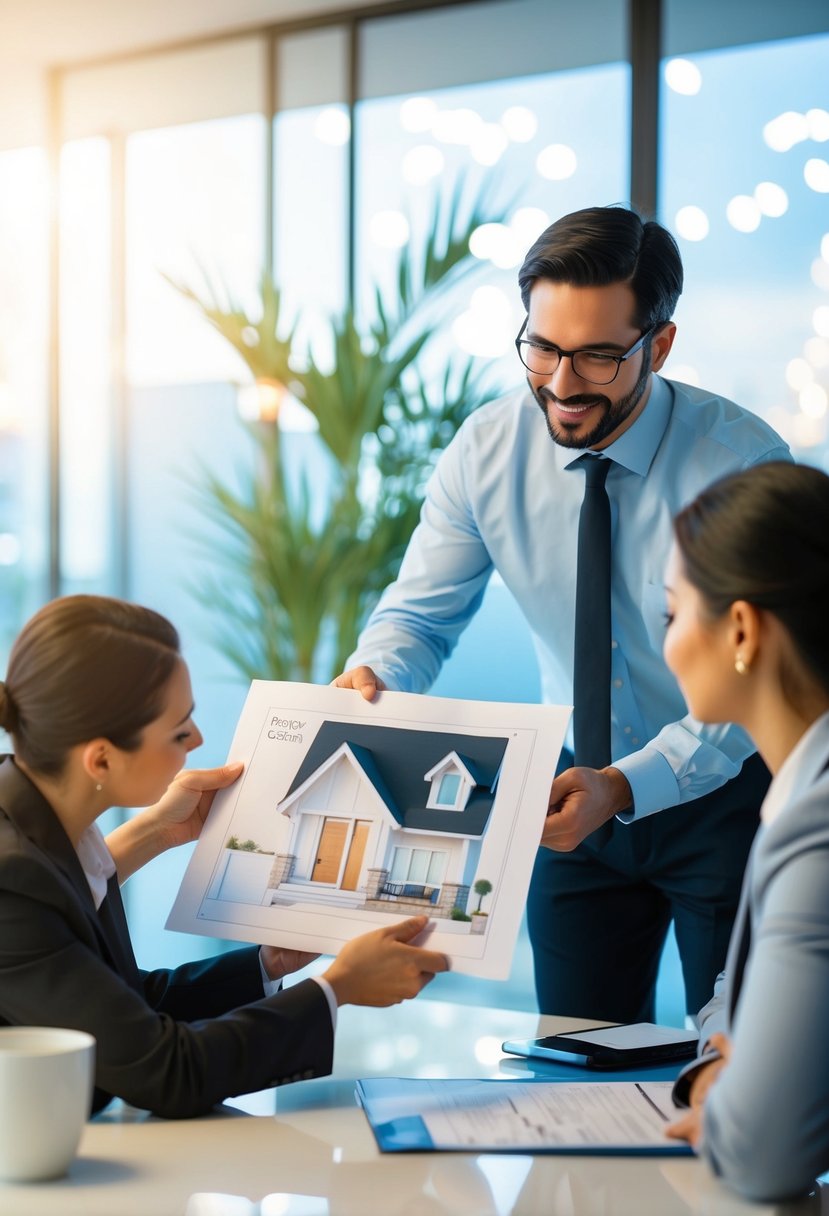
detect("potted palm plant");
top-left (171, 181), bottom-right (505, 682)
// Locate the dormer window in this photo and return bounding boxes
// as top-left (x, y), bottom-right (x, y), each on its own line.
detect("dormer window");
top-left (424, 752), bottom-right (479, 812)
top-left (435, 772), bottom-right (461, 807)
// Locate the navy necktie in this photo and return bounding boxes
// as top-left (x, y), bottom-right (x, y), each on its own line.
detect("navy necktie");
top-left (573, 455), bottom-right (612, 773)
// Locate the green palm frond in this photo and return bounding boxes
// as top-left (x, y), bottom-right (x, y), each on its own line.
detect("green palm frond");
top-left (172, 177), bottom-right (510, 681)
top-left (162, 267), bottom-right (294, 385)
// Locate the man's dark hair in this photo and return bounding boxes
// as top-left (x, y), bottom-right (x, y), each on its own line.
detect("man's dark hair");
top-left (518, 205), bottom-right (684, 330)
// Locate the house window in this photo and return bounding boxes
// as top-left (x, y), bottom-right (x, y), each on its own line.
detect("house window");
top-left (426, 760), bottom-right (470, 810)
top-left (389, 848), bottom-right (447, 888)
top-left (435, 773), bottom-right (461, 807)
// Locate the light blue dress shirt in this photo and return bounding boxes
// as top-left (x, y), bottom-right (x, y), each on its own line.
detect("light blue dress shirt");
top-left (348, 375), bottom-right (790, 820)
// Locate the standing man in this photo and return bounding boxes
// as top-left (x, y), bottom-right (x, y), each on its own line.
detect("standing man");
top-left (336, 206), bottom-right (790, 1023)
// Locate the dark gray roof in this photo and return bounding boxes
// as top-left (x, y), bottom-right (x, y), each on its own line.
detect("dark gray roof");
top-left (281, 721), bottom-right (509, 838)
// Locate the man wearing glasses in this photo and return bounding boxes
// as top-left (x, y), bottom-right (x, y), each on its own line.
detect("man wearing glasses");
top-left (336, 206), bottom-right (789, 1023)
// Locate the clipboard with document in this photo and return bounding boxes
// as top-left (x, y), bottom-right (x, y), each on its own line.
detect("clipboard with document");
top-left (355, 1077), bottom-right (693, 1156)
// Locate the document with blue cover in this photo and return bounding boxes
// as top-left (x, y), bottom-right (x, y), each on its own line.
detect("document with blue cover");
top-left (356, 1078), bottom-right (692, 1156)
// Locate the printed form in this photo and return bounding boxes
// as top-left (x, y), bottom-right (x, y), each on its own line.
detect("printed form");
top-left (421, 1081), bottom-right (675, 1148)
top-left (356, 1078), bottom-right (686, 1153)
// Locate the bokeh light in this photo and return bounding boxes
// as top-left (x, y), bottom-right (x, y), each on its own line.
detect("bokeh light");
top-left (675, 205), bottom-right (709, 241)
top-left (811, 258), bottom-right (829, 291)
top-left (805, 336), bottom-right (829, 367)
top-left (754, 181), bottom-right (788, 217)
top-left (368, 210), bottom-right (410, 249)
top-left (786, 357), bottom-right (814, 390)
top-left (399, 96), bottom-right (438, 133)
top-left (726, 194), bottom-right (761, 232)
top-left (813, 305), bottom-right (829, 338)
top-left (500, 105), bottom-right (538, 142)
top-left (470, 122), bottom-right (509, 166)
top-left (313, 107), bottom-right (350, 146)
top-left (468, 222), bottom-right (522, 269)
top-left (509, 206), bottom-right (549, 247)
top-left (536, 143), bottom-right (577, 180)
top-left (431, 107), bottom-right (482, 145)
top-left (806, 108), bottom-right (829, 141)
top-left (762, 110), bottom-right (809, 152)
top-left (664, 58), bottom-right (702, 95)
top-left (452, 285), bottom-right (514, 357)
top-left (402, 145), bottom-right (444, 184)
top-left (804, 158), bottom-right (829, 193)
top-left (800, 382), bottom-right (828, 418)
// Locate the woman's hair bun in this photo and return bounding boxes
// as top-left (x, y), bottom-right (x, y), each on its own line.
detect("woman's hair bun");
top-left (0, 680), bottom-right (19, 734)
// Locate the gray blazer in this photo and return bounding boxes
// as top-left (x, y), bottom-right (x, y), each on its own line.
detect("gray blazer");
top-left (0, 757), bottom-right (334, 1118)
top-left (690, 751), bottom-right (829, 1201)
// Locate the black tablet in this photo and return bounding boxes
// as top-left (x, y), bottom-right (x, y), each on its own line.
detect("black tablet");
top-left (502, 1023), bottom-right (698, 1069)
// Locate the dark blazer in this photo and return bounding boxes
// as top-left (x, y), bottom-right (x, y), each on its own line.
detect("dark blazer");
top-left (0, 757), bottom-right (334, 1118)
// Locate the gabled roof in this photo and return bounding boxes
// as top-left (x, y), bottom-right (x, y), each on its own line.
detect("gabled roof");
top-left (423, 751), bottom-right (485, 787)
top-left (280, 721), bottom-right (509, 838)
top-left (276, 741), bottom-right (400, 823)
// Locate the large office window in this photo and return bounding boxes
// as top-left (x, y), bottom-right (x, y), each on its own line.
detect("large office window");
top-left (58, 137), bottom-right (113, 596)
top-left (357, 0), bottom-right (628, 396)
top-left (0, 147), bottom-right (49, 673)
top-left (274, 26), bottom-right (350, 348)
top-left (660, 26), bottom-right (829, 467)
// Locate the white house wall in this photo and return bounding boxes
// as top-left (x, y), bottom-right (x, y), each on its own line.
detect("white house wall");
top-left (286, 754), bottom-right (389, 887)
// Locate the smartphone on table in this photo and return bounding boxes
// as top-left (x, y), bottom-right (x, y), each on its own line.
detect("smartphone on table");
top-left (502, 1022), bottom-right (697, 1070)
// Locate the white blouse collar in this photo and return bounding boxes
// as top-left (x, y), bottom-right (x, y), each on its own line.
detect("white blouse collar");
top-left (761, 711), bottom-right (829, 828)
top-left (75, 821), bottom-right (117, 910)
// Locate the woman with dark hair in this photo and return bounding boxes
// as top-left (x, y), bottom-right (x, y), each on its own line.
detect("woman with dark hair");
top-left (660, 461), bottom-right (829, 1200)
top-left (0, 595), bottom-right (447, 1119)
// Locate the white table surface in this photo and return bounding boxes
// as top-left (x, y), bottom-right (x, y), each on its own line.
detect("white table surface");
top-left (0, 998), bottom-right (825, 1216)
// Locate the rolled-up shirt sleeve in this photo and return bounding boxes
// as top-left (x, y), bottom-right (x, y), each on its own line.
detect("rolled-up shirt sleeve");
top-left (614, 716), bottom-right (756, 820)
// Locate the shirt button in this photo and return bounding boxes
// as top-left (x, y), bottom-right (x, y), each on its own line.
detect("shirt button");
top-left (611, 640), bottom-right (619, 649)
top-left (623, 726), bottom-right (632, 734)
top-left (631, 737), bottom-right (639, 745)
top-left (613, 678), bottom-right (623, 688)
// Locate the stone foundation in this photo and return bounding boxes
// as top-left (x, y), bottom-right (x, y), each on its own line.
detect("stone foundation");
top-left (363, 867), bottom-right (389, 899)
top-left (268, 853), bottom-right (297, 887)
top-left (436, 882), bottom-right (469, 918)
top-left (364, 897), bottom-right (443, 916)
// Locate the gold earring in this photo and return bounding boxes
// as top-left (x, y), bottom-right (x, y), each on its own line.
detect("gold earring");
top-left (735, 656), bottom-right (748, 676)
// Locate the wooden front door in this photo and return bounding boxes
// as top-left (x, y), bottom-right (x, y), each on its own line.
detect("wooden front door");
top-left (340, 821), bottom-right (370, 891)
top-left (311, 818), bottom-right (348, 883)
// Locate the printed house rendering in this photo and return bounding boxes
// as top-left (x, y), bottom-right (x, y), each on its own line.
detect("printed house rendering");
top-left (216, 721), bottom-right (509, 924)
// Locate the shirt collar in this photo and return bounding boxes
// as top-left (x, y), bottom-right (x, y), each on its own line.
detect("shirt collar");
top-left (75, 821), bottom-right (117, 910)
top-left (761, 710), bottom-right (829, 827)
top-left (555, 374), bottom-right (674, 476)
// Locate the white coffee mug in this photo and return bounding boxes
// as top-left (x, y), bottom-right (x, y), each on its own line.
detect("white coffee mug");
top-left (0, 1027), bottom-right (95, 1182)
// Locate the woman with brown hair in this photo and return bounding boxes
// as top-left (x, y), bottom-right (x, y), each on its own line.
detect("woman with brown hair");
top-left (661, 461), bottom-right (829, 1200)
top-left (0, 595), bottom-right (447, 1118)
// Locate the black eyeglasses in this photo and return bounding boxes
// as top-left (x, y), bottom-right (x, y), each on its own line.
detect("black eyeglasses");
top-left (515, 318), bottom-right (657, 385)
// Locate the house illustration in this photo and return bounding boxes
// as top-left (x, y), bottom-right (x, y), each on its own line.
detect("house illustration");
top-left (263, 721), bottom-right (509, 919)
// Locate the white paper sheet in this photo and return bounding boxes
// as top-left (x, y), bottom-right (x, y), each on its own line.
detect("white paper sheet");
top-left (167, 682), bottom-right (570, 979)
top-left (420, 1081), bottom-right (676, 1148)
top-left (359, 1078), bottom-right (680, 1151)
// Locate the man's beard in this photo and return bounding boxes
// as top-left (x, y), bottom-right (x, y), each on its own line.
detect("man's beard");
top-left (531, 344), bottom-right (652, 450)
